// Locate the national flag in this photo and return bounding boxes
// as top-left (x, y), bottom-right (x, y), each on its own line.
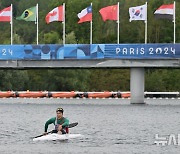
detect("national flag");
top-left (0, 6), bottom-right (12, 22)
top-left (16, 6), bottom-right (36, 21)
top-left (154, 4), bottom-right (174, 20)
top-left (129, 4), bottom-right (147, 22)
top-left (78, 6), bottom-right (92, 24)
top-left (99, 5), bottom-right (118, 21)
top-left (46, 6), bottom-right (63, 24)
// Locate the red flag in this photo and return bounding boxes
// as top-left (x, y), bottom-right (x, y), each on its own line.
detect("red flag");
top-left (46, 6), bottom-right (63, 24)
top-left (99, 5), bottom-right (118, 21)
top-left (0, 6), bottom-right (11, 22)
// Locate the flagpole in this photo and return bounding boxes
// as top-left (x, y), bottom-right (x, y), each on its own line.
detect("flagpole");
top-left (90, 3), bottom-right (93, 44)
top-left (117, 2), bottom-right (120, 44)
top-left (36, 3), bottom-right (39, 45)
top-left (10, 4), bottom-right (13, 45)
top-left (63, 3), bottom-right (65, 44)
top-left (173, 1), bottom-right (176, 44)
top-left (145, 2), bottom-right (148, 44)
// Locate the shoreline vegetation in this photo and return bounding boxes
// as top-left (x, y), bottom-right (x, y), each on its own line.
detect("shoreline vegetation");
top-left (0, 69), bottom-right (179, 92)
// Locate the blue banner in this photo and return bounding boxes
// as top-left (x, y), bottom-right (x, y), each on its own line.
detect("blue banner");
top-left (0, 44), bottom-right (180, 60)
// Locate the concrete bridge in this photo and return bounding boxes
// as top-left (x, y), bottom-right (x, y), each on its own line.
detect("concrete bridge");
top-left (0, 44), bottom-right (180, 104)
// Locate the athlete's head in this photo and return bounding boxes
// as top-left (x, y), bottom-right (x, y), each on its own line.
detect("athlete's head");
top-left (56, 107), bottom-right (64, 119)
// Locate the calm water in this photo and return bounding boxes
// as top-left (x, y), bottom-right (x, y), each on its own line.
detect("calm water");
top-left (0, 98), bottom-right (180, 154)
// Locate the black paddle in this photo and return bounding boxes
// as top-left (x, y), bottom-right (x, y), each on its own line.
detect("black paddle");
top-left (64, 122), bottom-right (78, 128)
top-left (33, 122), bottom-right (78, 139)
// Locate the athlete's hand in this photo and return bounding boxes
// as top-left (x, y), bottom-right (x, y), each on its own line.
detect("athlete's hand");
top-left (58, 125), bottom-right (62, 131)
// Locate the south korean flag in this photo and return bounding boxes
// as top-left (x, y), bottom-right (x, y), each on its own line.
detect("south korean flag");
top-left (129, 4), bottom-right (147, 22)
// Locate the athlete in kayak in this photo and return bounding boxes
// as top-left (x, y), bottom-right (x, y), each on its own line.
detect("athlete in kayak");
top-left (43, 107), bottom-right (69, 135)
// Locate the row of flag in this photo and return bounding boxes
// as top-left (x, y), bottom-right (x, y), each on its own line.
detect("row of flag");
top-left (47, 3), bottom-right (175, 23)
top-left (0, 4), bottom-right (118, 23)
top-left (0, 2), bottom-right (176, 44)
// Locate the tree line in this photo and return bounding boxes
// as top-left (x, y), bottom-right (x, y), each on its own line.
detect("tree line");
top-left (0, 0), bottom-right (179, 92)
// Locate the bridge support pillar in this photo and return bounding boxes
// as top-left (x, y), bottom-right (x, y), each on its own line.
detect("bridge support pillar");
top-left (130, 68), bottom-right (145, 104)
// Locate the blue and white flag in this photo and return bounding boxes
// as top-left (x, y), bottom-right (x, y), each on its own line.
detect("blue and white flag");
top-left (129, 4), bottom-right (147, 22)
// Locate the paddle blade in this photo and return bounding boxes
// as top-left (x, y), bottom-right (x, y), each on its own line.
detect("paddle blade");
top-left (67, 122), bottom-right (78, 128)
top-left (33, 130), bottom-right (52, 139)
top-left (33, 134), bottom-right (43, 139)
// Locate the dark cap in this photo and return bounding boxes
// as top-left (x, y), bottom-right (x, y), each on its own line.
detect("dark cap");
top-left (56, 107), bottom-right (64, 113)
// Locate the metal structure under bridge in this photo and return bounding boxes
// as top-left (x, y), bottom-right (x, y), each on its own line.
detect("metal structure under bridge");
top-left (0, 43), bottom-right (180, 104)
